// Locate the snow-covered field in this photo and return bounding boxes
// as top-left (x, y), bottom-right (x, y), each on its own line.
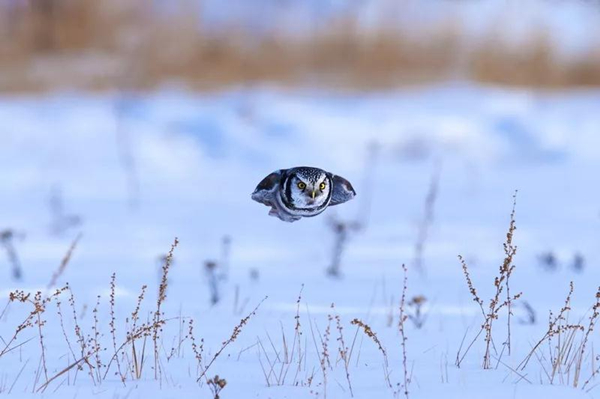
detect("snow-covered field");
top-left (1, 83), bottom-right (600, 398)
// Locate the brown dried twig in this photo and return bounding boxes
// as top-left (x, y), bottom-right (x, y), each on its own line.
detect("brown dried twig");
top-left (334, 310), bottom-right (353, 397)
top-left (504, 192), bottom-right (518, 355)
top-left (0, 229), bottom-right (23, 281)
top-left (351, 318), bottom-right (392, 389)
top-left (413, 161), bottom-right (441, 276)
top-left (207, 375), bottom-right (227, 399)
top-left (456, 192), bottom-right (522, 369)
top-left (154, 237), bottom-right (178, 380)
top-left (198, 296), bottom-right (267, 382)
top-left (398, 264), bottom-right (410, 398)
top-left (47, 233), bottom-right (82, 290)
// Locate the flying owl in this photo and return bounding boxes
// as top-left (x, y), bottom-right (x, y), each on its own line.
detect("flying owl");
top-left (251, 166), bottom-right (356, 222)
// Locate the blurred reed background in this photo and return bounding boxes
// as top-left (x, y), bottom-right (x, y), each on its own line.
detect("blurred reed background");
top-left (1, 0), bottom-right (600, 92)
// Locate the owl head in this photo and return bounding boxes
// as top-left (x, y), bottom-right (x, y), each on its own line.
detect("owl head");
top-left (285, 167), bottom-right (332, 209)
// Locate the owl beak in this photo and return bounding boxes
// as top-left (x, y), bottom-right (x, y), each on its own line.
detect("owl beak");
top-left (311, 190), bottom-right (316, 199)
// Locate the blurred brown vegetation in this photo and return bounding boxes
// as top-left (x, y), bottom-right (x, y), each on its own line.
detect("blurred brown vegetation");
top-left (1, 0), bottom-right (600, 92)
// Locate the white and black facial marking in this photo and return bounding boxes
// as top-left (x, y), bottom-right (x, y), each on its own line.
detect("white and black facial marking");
top-left (280, 167), bottom-right (333, 217)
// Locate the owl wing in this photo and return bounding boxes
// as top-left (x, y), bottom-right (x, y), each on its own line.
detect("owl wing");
top-left (251, 169), bottom-right (285, 205)
top-left (329, 174), bottom-right (356, 206)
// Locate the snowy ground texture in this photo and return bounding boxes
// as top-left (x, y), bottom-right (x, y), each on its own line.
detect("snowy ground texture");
top-left (1, 83), bottom-right (600, 398)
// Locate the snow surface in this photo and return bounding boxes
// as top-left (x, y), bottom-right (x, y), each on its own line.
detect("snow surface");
top-left (1, 83), bottom-right (600, 398)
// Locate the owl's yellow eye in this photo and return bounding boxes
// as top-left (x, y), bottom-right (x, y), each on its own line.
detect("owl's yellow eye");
top-left (319, 182), bottom-right (326, 190)
top-left (297, 182), bottom-right (306, 190)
